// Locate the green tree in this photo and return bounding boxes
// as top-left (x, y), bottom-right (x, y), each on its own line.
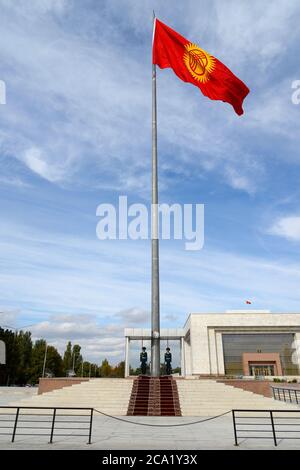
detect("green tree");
top-left (72, 344), bottom-right (82, 375)
top-left (100, 358), bottom-right (112, 377)
top-left (45, 346), bottom-right (63, 378)
top-left (15, 330), bottom-right (32, 384)
top-left (129, 366), bottom-right (141, 376)
top-left (28, 339), bottom-right (47, 384)
top-left (0, 328), bottom-right (18, 385)
top-left (80, 360), bottom-right (95, 377)
top-left (63, 341), bottom-right (72, 374)
top-left (28, 340), bottom-right (63, 384)
top-left (92, 363), bottom-right (99, 377)
top-left (113, 361), bottom-right (125, 378)
top-left (80, 360), bottom-right (89, 377)
top-left (0, 328), bottom-right (34, 385)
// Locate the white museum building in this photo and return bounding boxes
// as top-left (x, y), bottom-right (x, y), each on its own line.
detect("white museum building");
top-left (124, 310), bottom-right (300, 378)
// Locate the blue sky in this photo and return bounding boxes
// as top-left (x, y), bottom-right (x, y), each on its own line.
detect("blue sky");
top-left (1, 0), bottom-right (300, 364)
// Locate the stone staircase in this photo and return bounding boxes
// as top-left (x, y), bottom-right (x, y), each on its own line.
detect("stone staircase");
top-left (8, 378), bottom-right (133, 415)
top-left (176, 379), bottom-right (299, 416)
top-left (127, 376), bottom-right (181, 416)
top-left (5, 378), bottom-right (298, 418)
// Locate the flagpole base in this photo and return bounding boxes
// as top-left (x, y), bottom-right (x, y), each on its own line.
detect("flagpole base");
top-left (151, 337), bottom-right (160, 376)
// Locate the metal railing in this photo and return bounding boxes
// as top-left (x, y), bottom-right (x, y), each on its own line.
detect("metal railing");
top-left (232, 409), bottom-right (300, 447)
top-left (271, 385), bottom-right (300, 405)
top-left (0, 406), bottom-right (94, 444)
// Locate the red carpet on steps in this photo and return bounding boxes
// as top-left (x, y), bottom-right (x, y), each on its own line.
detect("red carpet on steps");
top-left (127, 376), bottom-right (181, 416)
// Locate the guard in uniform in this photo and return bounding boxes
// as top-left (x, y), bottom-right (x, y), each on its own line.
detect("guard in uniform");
top-left (140, 346), bottom-right (148, 375)
top-left (164, 347), bottom-right (172, 375)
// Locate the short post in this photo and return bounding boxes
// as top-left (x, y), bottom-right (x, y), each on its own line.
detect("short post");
top-left (232, 410), bottom-right (238, 446)
top-left (12, 407), bottom-right (20, 442)
top-left (88, 408), bottom-right (94, 444)
top-left (270, 411), bottom-right (277, 447)
top-left (49, 408), bottom-right (57, 443)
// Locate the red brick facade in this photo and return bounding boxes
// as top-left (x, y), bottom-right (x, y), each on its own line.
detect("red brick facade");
top-left (242, 352), bottom-right (282, 376)
top-left (38, 377), bottom-right (90, 395)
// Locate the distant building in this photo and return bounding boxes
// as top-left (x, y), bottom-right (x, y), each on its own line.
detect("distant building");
top-left (125, 311), bottom-right (300, 378)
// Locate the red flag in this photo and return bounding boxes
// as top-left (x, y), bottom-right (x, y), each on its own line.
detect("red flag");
top-left (153, 18), bottom-right (249, 115)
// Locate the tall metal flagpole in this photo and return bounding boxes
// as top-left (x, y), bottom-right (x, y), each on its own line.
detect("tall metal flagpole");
top-left (151, 11), bottom-right (160, 377)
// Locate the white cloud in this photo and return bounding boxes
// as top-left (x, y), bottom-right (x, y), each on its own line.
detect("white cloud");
top-left (225, 167), bottom-right (254, 193)
top-left (2, 221), bottom-right (300, 321)
top-left (28, 313), bottom-right (126, 363)
top-left (0, 0), bottom-right (69, 17)
top-left (2, 218), bottom-right (300, 360)
top-left (22, 147), bottom-right (70, 182)
top-left (0, 309), bottom-right (19, 328)
top-left (115, 308), bottom-right (149, 325)
top-left (213, 0), bottom-right (299, 69)
top-left (1, 0), bottom-right (299, 195)
top-left (163, 313), bottom-right (179, 322)
top-left (2, 1), bottom-right (300, 363)
top-left (0, 175), bottom-right (30, 188)
top-left (268, 215), bottom-right (300, 242)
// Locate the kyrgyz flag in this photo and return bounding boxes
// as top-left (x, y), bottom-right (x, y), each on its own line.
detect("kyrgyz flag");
top-left (153, 18), bottom-right (249, 115)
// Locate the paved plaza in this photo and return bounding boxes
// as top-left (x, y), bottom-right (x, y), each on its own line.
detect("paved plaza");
top-left (1, 387), bottom-right (299, 450)
top-left (0, 412), bottom-right (299, 450)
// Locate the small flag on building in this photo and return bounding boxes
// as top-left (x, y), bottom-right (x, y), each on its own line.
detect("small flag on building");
top-left (153, 18), bottom-right (249, 115)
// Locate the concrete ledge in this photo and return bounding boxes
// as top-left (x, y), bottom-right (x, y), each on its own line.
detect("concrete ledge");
top-left (38, 378), bottom-right (90, 395)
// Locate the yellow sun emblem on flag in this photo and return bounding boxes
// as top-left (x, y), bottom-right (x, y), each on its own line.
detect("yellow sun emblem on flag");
top-left (183, 43), bottom-right (215, 83)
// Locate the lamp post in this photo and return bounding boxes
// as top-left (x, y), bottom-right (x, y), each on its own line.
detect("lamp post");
top-left (42, 342), bottom-right (48, 378)
top-left (72, 351), bottom-right (80, 375)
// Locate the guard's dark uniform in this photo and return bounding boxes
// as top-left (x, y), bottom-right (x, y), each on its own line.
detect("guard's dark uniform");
top-left (140, 350), bottom-right (148, 375)
top-left (164, 350), bottom-right (172, 375)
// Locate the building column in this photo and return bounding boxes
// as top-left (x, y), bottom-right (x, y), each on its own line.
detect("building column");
top-left (215, 332), bottom-right (225, 375)
top-left (208, 329), bottom-right (218, 374)
top-left (180, 337), bottom-right (186, 376)
top-left (294, 333), bottom-right (300, 373)
top-left (125, 337), bottom-right (130, 377)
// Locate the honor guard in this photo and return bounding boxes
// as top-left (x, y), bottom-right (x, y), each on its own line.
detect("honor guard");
top-left (164, 347), bottom-right (172, 375)
top-left (140, 346), bottom-right (148, 375)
